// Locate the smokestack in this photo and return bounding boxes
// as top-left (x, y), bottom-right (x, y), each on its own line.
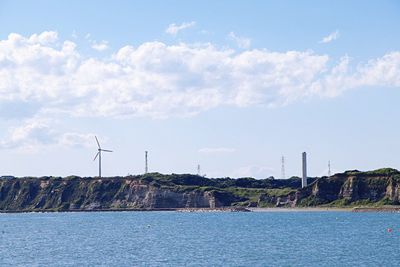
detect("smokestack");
top-left (302, 152), bottom-right (307, 188)
top-left (145, 151), bottom-right (148, 174)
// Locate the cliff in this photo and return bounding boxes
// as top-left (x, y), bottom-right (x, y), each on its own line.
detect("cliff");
top-left (1, 169), bottom-right (399, 211)
top-left (0, 176), bottom-right (243, 211)
top-left (274, 168), bottom-right (400, 207)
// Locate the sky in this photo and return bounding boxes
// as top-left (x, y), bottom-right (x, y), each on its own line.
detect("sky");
top-left (0, 0), bottom-right (399, 178)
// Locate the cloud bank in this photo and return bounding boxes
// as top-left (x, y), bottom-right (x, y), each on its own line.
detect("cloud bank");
top-left (0, 31), bottom-right (400, 122)
top-left (1, 30), bottom-right (400, 151)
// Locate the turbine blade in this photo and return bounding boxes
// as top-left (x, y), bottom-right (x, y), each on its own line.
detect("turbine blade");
top-left (93, 152), bottom-right (100, 161)
top-left (95, 136), bottom-right (101, 149)
top-left (101, 149), bottom-right (113, 152)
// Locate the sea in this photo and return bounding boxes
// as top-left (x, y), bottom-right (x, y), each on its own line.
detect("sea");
top-left (0, 211), bottom-right (399, 266)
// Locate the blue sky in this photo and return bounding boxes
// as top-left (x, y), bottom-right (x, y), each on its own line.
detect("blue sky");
top-left (0, 0), bottom-right (399, 178)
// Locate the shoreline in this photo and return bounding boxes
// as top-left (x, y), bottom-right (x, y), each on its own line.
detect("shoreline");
top-left (1, 206), bottom-right (400, 213)
top-left (0, 207), bottom-right (249, 214)
top-left (248, 207), bottom-right (353, 212)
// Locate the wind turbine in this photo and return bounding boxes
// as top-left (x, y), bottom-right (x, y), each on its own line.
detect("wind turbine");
top-left (93, 136), bottom-right (113, 178)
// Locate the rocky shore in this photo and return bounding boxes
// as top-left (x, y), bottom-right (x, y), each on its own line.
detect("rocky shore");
top-left (352, 207), bottom-right (400, 212)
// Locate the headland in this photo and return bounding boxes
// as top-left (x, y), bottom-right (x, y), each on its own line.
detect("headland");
top-left (1, 168), bottom-right (400, 212)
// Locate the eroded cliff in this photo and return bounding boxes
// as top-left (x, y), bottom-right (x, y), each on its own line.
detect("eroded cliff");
top-left (273, 168), bottom-right (400, 207)
top-left (1, 169), bottom-right (399, 211)
top-left (0, 176), bottom-right (241, 211)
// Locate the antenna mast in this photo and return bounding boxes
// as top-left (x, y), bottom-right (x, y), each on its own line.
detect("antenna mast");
top-left (145, 151), bottom-right (148, 174)
top-left (281, 156), bottom-right (285, 179)
top-left (197, 164), bottom-right (201, 176)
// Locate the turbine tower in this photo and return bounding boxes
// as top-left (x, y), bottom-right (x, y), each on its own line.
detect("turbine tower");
top-left (197, 164), bottom-right (201, 176)
top-left (93, 136), bottom-right (113, 178)
top-left (281, 156), bottom-right (285, 179)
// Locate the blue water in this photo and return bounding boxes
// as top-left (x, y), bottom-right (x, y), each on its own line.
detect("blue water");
top-left (0, 211), bottom-right (399, 266)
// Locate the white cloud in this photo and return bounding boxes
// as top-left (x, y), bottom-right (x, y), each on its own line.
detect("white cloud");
top-left (0, 31), bottom-right (399, 122)
top-left (310, 52), bottom-right (400, 97)
top-left (71, 30), bottom-right (78, 39)
top-left (0, 118), bottom-right (56, 151)
top-left (91, 40), bottom-right (109, 51)
top-left (320, 30), bottom-right (340, 43)
top-left (59, 132), bottom-right (96, 148)
top-left (198, 147), bottom-right (236, 154)
top-left (356, 52), bottom-right (400, 87)
top-left (0, 117), bottom-right (96, 151)
top-left (84, 33), bottom-right (109, 51)
top-left (28, 31), bottom-right (58, 45)
top-left (165, 21), bottom-right (196, 35)
top-left (228, 31), bottom-right (251, 49)
top-left (231, 165), bottom-right (275, 179)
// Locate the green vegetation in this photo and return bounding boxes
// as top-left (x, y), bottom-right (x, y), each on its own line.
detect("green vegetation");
top-left (324, 197), bottom-right (394, 207)
top-left (364, 168), bottom-right (400, 176)
top-left (266, 188), bottom-right (296, 197)
top-left (139, 172), bottom-right (313, 189)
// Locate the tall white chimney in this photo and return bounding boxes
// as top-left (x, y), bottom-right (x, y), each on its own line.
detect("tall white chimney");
top-left (302, 152), bottom-right (307, 188)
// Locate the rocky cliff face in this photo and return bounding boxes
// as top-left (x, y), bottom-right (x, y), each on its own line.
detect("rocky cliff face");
top-left (385, 177), bottom-right (400, 203)
top-left (275, 169), bottom-right (400, 207)
top-left (0, 177), bottom-right (239, 211)
top-left (1, 169), bottom-right (399, 211)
